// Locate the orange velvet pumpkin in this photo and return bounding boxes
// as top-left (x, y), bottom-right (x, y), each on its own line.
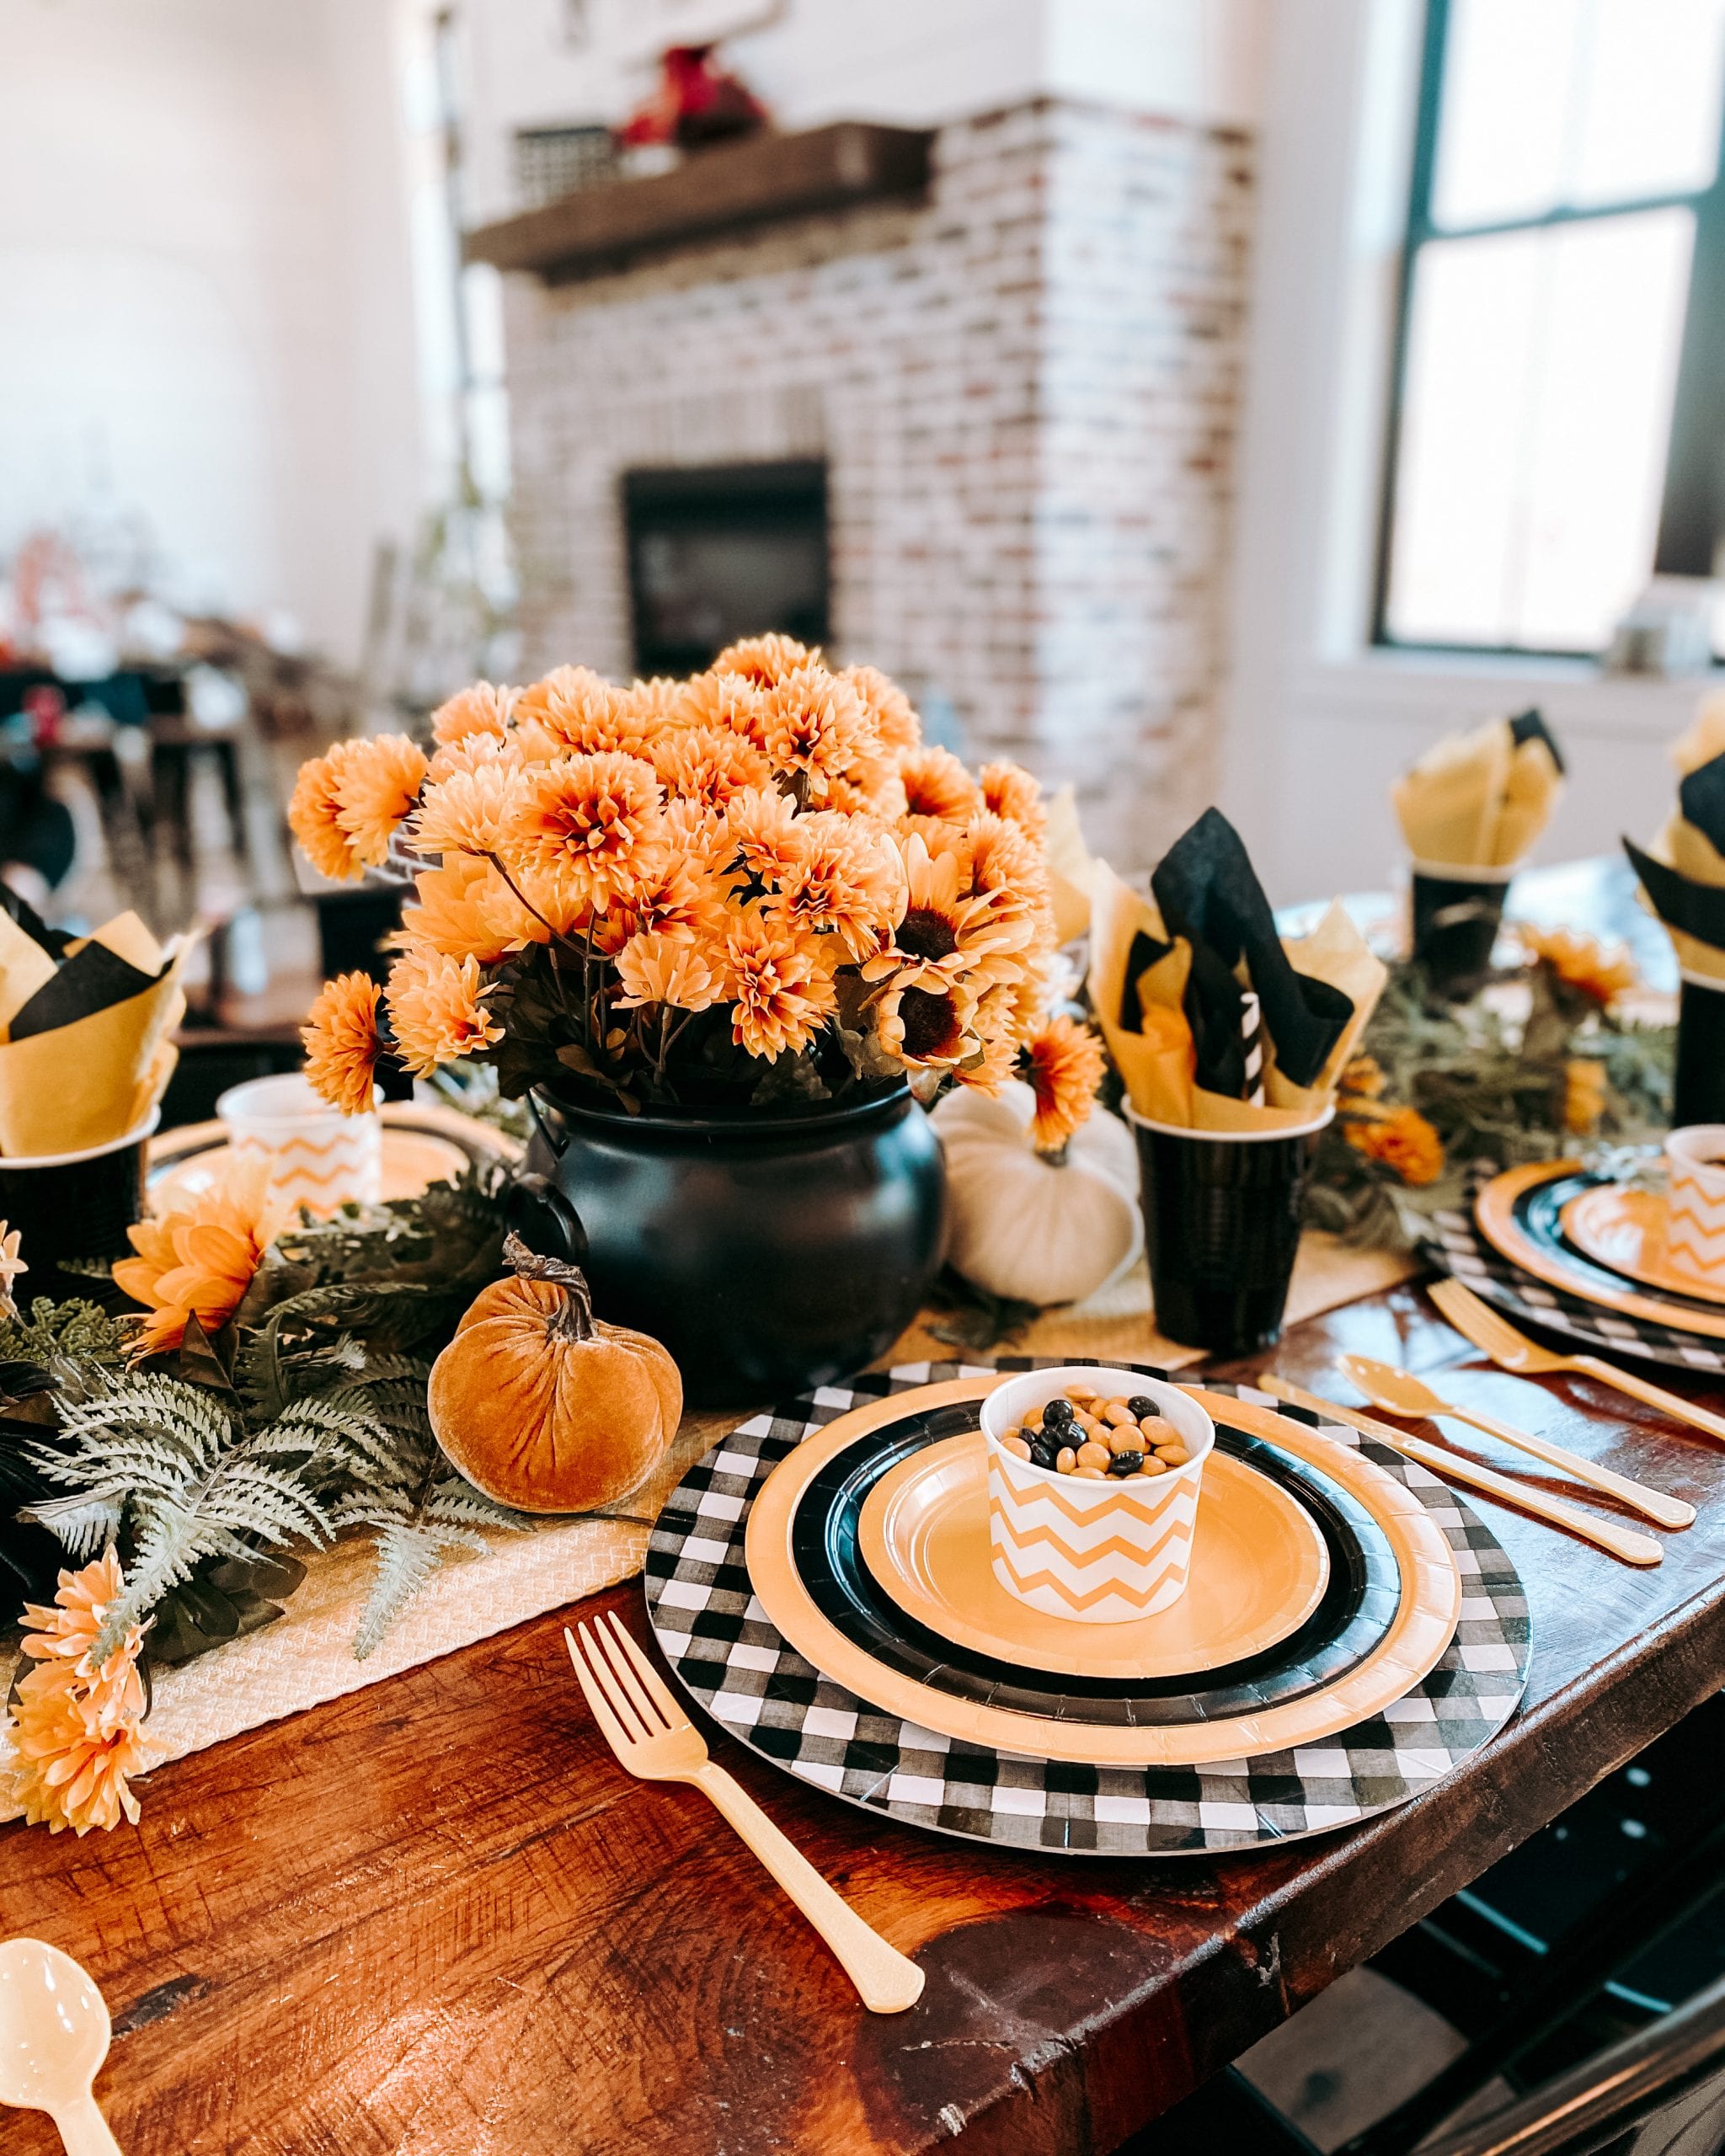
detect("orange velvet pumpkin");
top-left (428, 1233), bottom-right (683, 1513)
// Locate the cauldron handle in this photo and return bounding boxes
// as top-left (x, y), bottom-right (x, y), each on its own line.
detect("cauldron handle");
top-left (504, 1171), bottom-right (587, 1267)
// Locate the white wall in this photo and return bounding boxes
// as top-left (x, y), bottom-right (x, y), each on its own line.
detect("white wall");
top-left (0, 0), bottom-right (425, 665)
top-left (457, 0), bottom-right (1268, 225)
top-left (1221, 0), bottom-right (1701, 905)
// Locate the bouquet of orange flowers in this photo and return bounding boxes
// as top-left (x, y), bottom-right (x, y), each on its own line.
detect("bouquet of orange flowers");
top-left (291, 637), bottom-right (1095, 1139)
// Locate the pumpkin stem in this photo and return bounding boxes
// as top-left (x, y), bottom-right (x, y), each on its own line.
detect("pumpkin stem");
top-left (502, 1230), bottom-right (596, 1342)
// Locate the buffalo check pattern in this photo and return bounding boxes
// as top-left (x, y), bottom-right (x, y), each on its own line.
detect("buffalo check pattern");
top-left (1429, 1171), bottom-right (1725, 1378)
top-left (644, 1361), bottom-right (1530, 1859)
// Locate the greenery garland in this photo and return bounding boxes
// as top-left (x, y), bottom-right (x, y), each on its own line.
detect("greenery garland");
top-left (1303, 947), bottom-right (1674, 1248)
top-left (0, 1166), bottom-right (624, 1677)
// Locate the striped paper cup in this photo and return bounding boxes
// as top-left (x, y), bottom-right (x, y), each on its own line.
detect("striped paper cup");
top-left (218, 1074), bottom-right (382, 1218)
top-left (980, 1367), bottom-right (1215, 1625)
top-left (1664, 1126), bottom-right (1725, 1290)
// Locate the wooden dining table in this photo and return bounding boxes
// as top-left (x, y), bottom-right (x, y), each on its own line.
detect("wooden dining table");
top-left (5, 863), bottom-right (1723, 2155)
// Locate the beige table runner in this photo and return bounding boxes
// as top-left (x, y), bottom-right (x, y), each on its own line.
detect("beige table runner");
top-left (0, 1231), bottom-right (1414, 1822)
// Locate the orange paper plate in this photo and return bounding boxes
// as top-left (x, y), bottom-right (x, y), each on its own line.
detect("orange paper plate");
top-left (1475, 1162), bottom-right (1725, 1342)
top-left (857, 1432), bottom-right (1329, 1680)
top-left (1561, 1183), bottom-right (1725, 1310)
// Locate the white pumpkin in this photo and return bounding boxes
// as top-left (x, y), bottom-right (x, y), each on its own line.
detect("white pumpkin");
top-left (932, 1079), bottom-right (1141, 1306)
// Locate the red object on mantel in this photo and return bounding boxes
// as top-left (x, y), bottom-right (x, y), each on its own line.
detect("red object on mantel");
top-left (617, 43), bottom-right (768, 152)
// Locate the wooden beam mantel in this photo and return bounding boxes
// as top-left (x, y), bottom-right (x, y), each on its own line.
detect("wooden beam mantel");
top-left (463, 120), bottom-right (935, 283)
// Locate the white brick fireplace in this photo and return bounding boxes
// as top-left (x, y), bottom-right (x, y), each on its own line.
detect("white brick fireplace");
top-left (497, 95), bottom-right (1255, 873)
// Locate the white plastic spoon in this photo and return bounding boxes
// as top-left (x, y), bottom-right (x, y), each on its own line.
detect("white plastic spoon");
top-left (0, 1939), bottom-right (124, 2154)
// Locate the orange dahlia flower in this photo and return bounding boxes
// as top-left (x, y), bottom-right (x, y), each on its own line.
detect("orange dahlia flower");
top-left (843, 664), bottom-right (921, 753)
top-left (513, 667), bottom-right (649, 762)
top-left (1345, 1102), bottom-right (1445, 1187)
top-left (385, 950), bottom-right (504, 1076)
top-left (114, 1161), bottom-right (277, 1356)
top-left (8, 1551), bottom-right (151, 1834)
top-left (614, 931), bottom-right (724, 1012)
top-left (1022, 1014), bottom-right (1104, 1151)
top-left (899, 744), bottom-right (983, 823)
top-left (675, 669), bottom-right (767, 744)
top-left (651, 722), bottom-right (775, 809)
top-left (721, 785), bottom-right (804, 888)
top-left (775, 810), bottom-right (905, 960)
top-left (431, 680), bottom-right (516, 748)
top-left (302, 971), bottom-right (382, 1116)
top-left (761, 666), bottom-right (876, 800)
top-left (722, 910), bottom-right (837, 1059)
top-left (331, 734), bottom-right (429, 867)
top-left (506, 751), bottom-right (665, 911)
top-left (980, 760), bottom-right (1047, 838)
top-left (414, 760), bottom-right (530, 858)
top-left (713, 632), bottom-right (815, 686)
top-left (288, 742), bottom-right (366, 882)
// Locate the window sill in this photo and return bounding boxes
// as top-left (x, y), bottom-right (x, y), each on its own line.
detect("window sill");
top-left (1286, 648), bottom-right (1709, 739)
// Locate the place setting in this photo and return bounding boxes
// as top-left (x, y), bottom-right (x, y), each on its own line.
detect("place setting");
top-left (0, 645), bottom-right (1716, 2144)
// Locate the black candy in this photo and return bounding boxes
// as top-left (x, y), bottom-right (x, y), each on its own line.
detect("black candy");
top-left (1043, 1397), bottom-right (1076, 1425)
top-left (1127, 1396), bottom-right (1160, 1419)
top-left (1108, 1451), bottom-right (1145, 1475)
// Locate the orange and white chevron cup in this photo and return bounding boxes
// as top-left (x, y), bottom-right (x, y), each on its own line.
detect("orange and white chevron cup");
top-left (217, 1073), bottom-right (382, 1219)
top-left (980, 1367), bottom-right (1215, 1625)
top-left (1662, 1126), bottom-right (1725, 1291)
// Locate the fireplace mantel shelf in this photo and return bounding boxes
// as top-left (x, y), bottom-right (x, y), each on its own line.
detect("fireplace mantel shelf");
top-left (463, 120), bottom-right (934, 282)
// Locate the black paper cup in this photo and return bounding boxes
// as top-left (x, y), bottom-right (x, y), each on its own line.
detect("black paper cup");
top-left (0, 1112), bottom-right (157, 1303)
top-left (1126, 1104), bottom-right (1331, 1359)
top-left (1410, 862), bottom-right (1513, 993)
top-left (1674, 976), bottom-right (1725, 1127)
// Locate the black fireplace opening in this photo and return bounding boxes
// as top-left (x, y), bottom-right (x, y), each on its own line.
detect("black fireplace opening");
top-left (622, 459), bottom-right (830, 676)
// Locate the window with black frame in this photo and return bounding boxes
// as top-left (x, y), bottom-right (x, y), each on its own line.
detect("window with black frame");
top-left (1376, 0), bottom-right (1725, 658)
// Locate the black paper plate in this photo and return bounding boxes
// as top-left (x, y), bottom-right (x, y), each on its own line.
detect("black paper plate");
top-left (784, 1396), bottom-right (1402, 1726)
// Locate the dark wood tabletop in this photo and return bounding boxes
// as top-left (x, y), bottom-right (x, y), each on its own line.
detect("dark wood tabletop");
top-left (5, 1272), bottom-right (1725, 2155)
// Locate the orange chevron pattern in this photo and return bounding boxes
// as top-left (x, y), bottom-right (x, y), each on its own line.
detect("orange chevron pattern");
top-left (233, 1129), bottom-right (381, 1217)
top-left (1666, 1171), bottom-right (1725, 1286)
top-left (986, 1438), bottom-right (1202, 1622)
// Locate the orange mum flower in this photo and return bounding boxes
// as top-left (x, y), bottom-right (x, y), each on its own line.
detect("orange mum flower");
top-left (1022, 1014), bottom-right (1104, 1152)
top-left (507, 751), bottom-right (665, 911)
top-left (8, 1551), bottom-right (151, 1835)
top-left (1345, 1102), bottom-right (1445, 1187)
top-left (619, 675), bottom-right (684, 725)
top-left (675, 669), bottom-right (768, 744)
top-left (427, 729), bottom-right (525, 784)
top-left (662, 797), bottom-right (734, 875)
top-left (513, 667), bottom-right (649, 762)
top-left (614, 931), bottom-right (724, 1012)
top-left (114, 1161), bottom-right (278, 1357)
top-left (413, 760), bottom-right (530, 858)
top-left (761, 666), bottom-right (876, 801)
top-left (651, 722), bottom-right (775, 809)
top-left (589, 853), bottom-right (728, 955)
top-left (713, 632), bottom-right (815, 686)
top-left (775, 810), bottom-right (905, 960)
top-left (722, 910), bottom-right (837, 1059)
top-left (1516, 923), bottom-right (1637, 1008)
top-left (302, 971), bottom-right (382, 1116)
top-left (332, 734), bottom-right (429, 867)
top-left (899, 744), bottom-right (982, 823)
top-left (386, 950), bottom-right (503, 1076)
top-left (431, 680), bottom-right (516, 747)
top-left (843, 664), bottom-right (921, 753)
top-left (289, 742), bottom-right (366, 882)
top-left (980, 760), bottom-right (1047, 839)
top-left (721, 784), bottom-right (805, 888)
top-left (393, 855), bottom-right (530, 966)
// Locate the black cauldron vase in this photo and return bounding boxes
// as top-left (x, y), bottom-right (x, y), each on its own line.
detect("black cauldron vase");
top-left (507, 1083), bottom-right (949, 1407)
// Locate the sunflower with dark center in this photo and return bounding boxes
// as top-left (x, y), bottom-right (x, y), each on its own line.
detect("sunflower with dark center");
top-left (877, 979), bottom-right (975, 1068)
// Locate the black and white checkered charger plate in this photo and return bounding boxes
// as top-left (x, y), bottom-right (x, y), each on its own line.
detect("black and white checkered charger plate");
top-left (1427, 1166), bottom-right (1725, 1378)
top-left (644, 1360), bottom-right (1530, 1859)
